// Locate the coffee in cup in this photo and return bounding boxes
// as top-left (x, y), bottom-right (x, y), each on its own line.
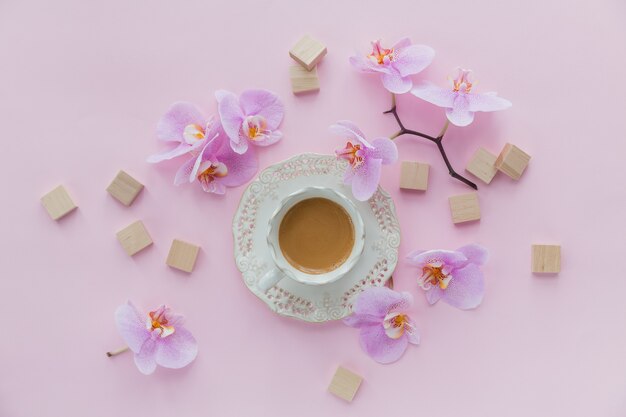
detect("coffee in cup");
top-left (278, 197), bottom-right (355, 275)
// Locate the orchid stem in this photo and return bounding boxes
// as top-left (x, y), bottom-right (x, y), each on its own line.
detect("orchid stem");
top-left (106, 346), bottom-right (129, 357)
top-left (390, 130), bottom-right (403, 140)
top-left (383, 94), bottom-right (477, 190)
top-left (437, 120), bottom-right (450, 139)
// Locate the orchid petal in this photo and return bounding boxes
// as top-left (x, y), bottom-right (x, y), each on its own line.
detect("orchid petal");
top-left (440, 263), bottom-right (485, 310)
top-left (157, 102), bottom-right (205, 142)
top-left (404, 316), bottom-right (421, 345)
top-left (214, 89), bottom-right (231, 102)
top-left (349, 55), bottom-right (391, 74)
top-left (155, 327), bottom-right (198, 369)
top-left (329, 120), bottom-right (372, 148)
top-left (134, 337), bottom-right (158, 375)
top-left (446, 95), bottom-right (475, 126)
top-left (146, 143), bottom-right (192, 164)
top-left (424, 287), bottom-right (443, 305)
top-left (190, 135), bottom-right (224, 181)
top-left (216, 90), bottom-right (244, 143)
top-left (411, 83), bottom-right (457, 108)
top-left (174, 157), bottom-right (197, 186)
top-left (351, 158), bottom-right (382, 201)
top-left (467, 92), bottom-right (512, 112)
top-left (393, 44), bottom-right (435, 77)
top-left (392, 37), bottom-right (412, 50)
top-left (370, 137), bottom-right (398, 165)
top-left (457, 244), bottom-right (489, 266)
top-left (250, 130), bottom-right (282, 147)
top-left (406, 249), bottom-right (468, 268)
top-left (215, 142), bottom-right (258, 187)
top-left (352, 287), bottom-right (412, 318)
top-left (343, 313), bottom-right (382, 328)
top-left (239, 89), bottom-right (284, 130)
top-left (114, 302), bottom-right (149, 353)
top-left (380, 68), bottom-right (413, 94)
top-left (209, 181), bottom-right (227, 194)
top-left (359, 324), bottom-right (409, 364)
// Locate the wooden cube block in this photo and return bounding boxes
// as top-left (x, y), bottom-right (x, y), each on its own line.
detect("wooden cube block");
top-left (328, 366), bottom-right (362, 402)
top-left (449, 193), bottom-right (481, 224)
top-left (41, 185), bottom-right (77, 220)
top-left (107, 170), bottom-right (144, 206)
top-left (495, 143), bottom-right (531, 180)
top-left (289, 35), bottom-right (327, 71)
top-left (166, 239), bottom-right (200, 273)
top-left (116, 220), bottom-right (152, 256)
top-left (399, 161), bottom-right (429, 191)
top-left (466, 147), bottom-right (498, 184)
top-left (289, 65), bottom-right (320, 95)
top-left (532, 244), bottom-right (561, 273)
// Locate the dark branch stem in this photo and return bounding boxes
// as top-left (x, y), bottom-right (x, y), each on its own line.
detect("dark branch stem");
top-left (384, 95), bottom-right (477, 190)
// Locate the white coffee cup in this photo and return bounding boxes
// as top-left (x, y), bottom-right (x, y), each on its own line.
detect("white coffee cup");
top-left (257, 186), bottom-right (365, 292)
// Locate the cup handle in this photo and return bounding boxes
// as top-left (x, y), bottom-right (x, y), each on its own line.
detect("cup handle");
top-left (257, 268), bottom-right (284, 292)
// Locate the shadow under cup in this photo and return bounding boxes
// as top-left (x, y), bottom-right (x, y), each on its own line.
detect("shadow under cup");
top-left (266, 187), bottom-right (365, 287)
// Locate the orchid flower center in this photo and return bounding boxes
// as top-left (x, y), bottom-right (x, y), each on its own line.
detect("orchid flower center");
top-left (383, 312), bottom-right (415, 339)
top-left (418, 262), bottom-right (452, 290)
top-left (146, 307), bottom-right (175, 338)
top-left (242, 115), bottom-right (268, 140)
top-left (183, 123), bottom-right (206, 144)
top-left (197, 161), bottom-right (228, 187)
top-left (368, 40), bottom-right (394, 65)
top-left (451, 69), bottom-right (474, 94)
top-left (336, 141), bottom-right (365, 169)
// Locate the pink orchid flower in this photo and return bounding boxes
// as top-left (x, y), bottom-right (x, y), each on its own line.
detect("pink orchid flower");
top-left (147, 102), bottom-right (217, 163)
top-left (174, 124), bottom-right (258, 194)
top-left (344, 287), bottom-right (419, 364)
top-left (331, 120), bottom-right (397, 201)
top-left (407, 244), bottom-right (488, 310)
top-left (114, 302), bottom-right (198, 375)
top-left (411, 68), bottom-right (512, 127)
top-left (350, 38), bottom-right (435, 94)
top-left (216, 89), bottom-right (284, 154)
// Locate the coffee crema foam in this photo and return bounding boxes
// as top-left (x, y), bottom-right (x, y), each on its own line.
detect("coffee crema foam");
top-left (278, 197), bottom-right (355, 275)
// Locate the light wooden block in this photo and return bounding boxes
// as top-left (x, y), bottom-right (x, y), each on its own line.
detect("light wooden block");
top-left (107, 170), bottom-right (144, 206)
top-left (116, 220), bottom-right (153, 256)
top-left (289, 65), bottom-right (320, 95)
top-left (495, 143), bottom-right (531, 180)
top-left (289, 35), bottom-right (327, 71)
top-left (399, 161), bottom-right (429, 191)
top-left (532, 244), bottom-right (561, 273)
top-left (166, 239), bottom-right (200, 273)
top-left (466, 147), bottom-right (498, 184)
top-left (41, 185), bottom-right (77, 220)
top-left (328, 366), bottom-right (362, 402)
top-left (449, 193), bottom-right (481, 224)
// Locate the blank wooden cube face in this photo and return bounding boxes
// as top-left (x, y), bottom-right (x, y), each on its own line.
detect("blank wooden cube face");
top-left (495, 143), bottom-right (531, 180)
top-left (107, 170), bottom-right (144, 206)
top-left (400, 161), bottom-right (429, 191)
top-left (116, 220), bottom-right (152, 256)
top-left (289, 35), bottom-right (327, 71)
top-left (166, 239), bottom-right (200, 273)
top-left (449, 193), bottom-right (481, 224)
top-left (532, 244), bottom-right (561, 273)
top-left (466, 147), bottom-right (498, 184)
top-left (290, 65), bottom-right (320, 95)
top-left (328, 366), bottom-right (362, 402)
top-left (41, 185), bottom-right (77, 220)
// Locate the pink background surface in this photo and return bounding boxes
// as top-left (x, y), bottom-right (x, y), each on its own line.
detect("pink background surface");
top-left (2, 0), bottom-right (626, 415)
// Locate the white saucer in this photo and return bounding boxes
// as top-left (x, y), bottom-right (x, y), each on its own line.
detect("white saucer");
top-left (232, 153), bottom-right (401, 322)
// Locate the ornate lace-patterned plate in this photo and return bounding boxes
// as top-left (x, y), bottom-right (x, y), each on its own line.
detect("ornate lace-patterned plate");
top-left (232, 153), bottom-right (401, 322)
